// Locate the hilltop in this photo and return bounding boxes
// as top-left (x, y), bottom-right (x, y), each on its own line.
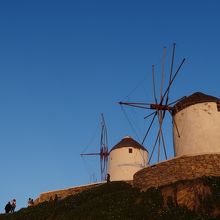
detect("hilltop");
top-left (0, 178), bottom-right (220, 220)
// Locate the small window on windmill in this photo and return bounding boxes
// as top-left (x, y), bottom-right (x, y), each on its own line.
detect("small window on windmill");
top-left (129, 148), bottom-right (132, 153)
top-left (217, 102), bottom-right (220, 112)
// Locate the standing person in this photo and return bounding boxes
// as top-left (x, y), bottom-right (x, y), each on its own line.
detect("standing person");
top-left (106, 173), bottom-right (111, 183)
top-left (5, 202), bottom-right (11, 214)
top-left (11, 199), bottom-right (16, 213)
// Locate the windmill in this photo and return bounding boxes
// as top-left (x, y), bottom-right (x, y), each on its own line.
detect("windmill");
top-left (119, 43), bottom-right (186, 163)
top-left (80, 114), bottom-right (109, 181)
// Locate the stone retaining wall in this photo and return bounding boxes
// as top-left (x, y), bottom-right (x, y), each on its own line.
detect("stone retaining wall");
top-left (35, 182), bottom-right (103, 204)
top-left (160, 178), bottom-right (213, 211)
top-left (35, 180), bottom-right (133, 205)
top-left (134, 154), bottom-right (220, 190)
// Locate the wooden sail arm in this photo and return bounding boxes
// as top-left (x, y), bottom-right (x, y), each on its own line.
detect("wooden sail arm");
top-left (80, 152), bottom-right (109, 156)
top-left (150, 104), bottom-right (173, 111)
top-left (119, 102), bottom-right (154, 110)
top-left (80, 153), bottom-right (101, 156)
top-left (119, 101), bottom-right (173, 111)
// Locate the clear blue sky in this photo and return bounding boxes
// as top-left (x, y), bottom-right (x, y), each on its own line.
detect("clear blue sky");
top-left (0, 0), bottom-right (220, 211)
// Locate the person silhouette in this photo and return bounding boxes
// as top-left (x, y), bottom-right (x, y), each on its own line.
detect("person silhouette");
top-left (107, 173), bottom-right (111, 183)
top-left (5, 202), bottom-right (11, 214)
top-left (11, 199), bottom-right (16, 213)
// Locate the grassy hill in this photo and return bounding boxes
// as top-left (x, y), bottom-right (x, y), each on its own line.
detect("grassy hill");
top-left (0, 178), bottom-right (220, 220)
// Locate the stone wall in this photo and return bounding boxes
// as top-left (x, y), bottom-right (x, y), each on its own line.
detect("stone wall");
top-left (34, 180), bottom-right (133, 205)
top-left (35, 182), bottom-right (103, 205)
top-left (160, 179), bottom-right (213, 211)
top-left (134, 153), bottom-right (220, 191)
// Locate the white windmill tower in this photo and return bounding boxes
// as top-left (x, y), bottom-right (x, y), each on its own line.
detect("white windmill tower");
top-left (81, 115), bottom-right (148, 182)
top-left (108, 136), bottom-right (148, 181)
top-left (172, 92), bottom-right (220, 156)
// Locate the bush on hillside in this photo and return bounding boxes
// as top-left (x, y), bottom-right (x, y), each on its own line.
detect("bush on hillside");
top-left (0, 179), bottom-right (219, 220)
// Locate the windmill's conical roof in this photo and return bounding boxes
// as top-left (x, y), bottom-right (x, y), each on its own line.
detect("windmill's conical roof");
top-left (173, 92), bottom-right (220, 115)
top-left (110, 136), bottom-right (147, 153)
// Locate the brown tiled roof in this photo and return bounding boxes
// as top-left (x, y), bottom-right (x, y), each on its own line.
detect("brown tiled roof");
top-left (109, 136), bottom-right (148, 153)
top-left (172, 92), bottom-right (220, 115)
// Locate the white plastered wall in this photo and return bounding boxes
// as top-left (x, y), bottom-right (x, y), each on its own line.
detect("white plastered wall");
top-left (108, 147), bottom-right (148, 181)
top-left (173, 102), bottom-right (220, 156)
